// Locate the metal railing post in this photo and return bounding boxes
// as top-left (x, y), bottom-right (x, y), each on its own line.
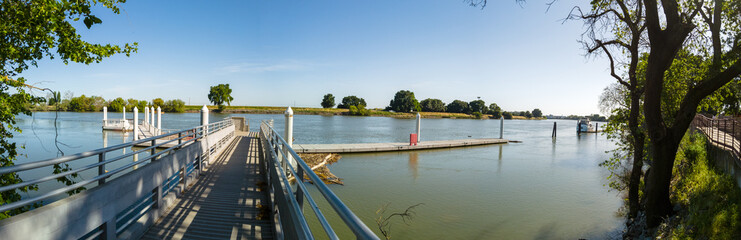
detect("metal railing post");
top-left (98, 153), bottom-right (106, 185)
top-left (297, 166), bottom-right (305, 209)
top-left (178, 132), bottom-right (182, 148)
top-left (151, 139), bottom-right (156, 160)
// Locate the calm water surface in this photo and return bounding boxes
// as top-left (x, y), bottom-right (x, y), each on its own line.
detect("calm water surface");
top-left (13, 112), bottom-right (622, 239)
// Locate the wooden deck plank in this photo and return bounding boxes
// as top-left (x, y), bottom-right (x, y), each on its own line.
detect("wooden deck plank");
top-left (140, 132), bottom-right (273, 240)
top-left (294, 138), bottom-right (510, 153)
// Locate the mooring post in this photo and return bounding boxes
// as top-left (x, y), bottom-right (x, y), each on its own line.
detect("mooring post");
top-left (500, 117), bottom-right (504, 139)
top-left (144, 106), bottom-right (149, 127)
top-left (151, 106), bottom-right (155, 131)
top-left (102, 106), bottom-right (107, 127)
top-left (552, 122), bottom-right (557, 138)
top-left (157, 106), bottom-right (162, 135)
top-left (134, 107), bottom-right (139, 141)
top-left (595, 123), bottom-right (599, 132)
top-left (416, 113), bottom-right (421, 142)
top-left (285, 107), bottom-right (295, 168)
top-left (122, 107), bottom-right (126, 120)
top-left (200, 105), bottom-right (209, 173)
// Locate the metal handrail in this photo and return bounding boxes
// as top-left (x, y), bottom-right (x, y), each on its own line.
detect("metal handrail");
top-left (691, 114), bottom-right (741, 167)
top-left (0, 119), bottom-right (234, 213)
top-left (260, 121), bottom-right (379, 240)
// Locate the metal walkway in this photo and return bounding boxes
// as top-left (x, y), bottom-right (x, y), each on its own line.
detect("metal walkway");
top-left (141, 132), bottom-right (274, 240)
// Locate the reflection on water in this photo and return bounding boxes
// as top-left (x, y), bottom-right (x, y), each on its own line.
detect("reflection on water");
top-left (408, 152), bottom-right (418, 180)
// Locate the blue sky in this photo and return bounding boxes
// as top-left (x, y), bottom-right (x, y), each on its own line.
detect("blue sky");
top-left (21, 1), bottom-right (612, 116)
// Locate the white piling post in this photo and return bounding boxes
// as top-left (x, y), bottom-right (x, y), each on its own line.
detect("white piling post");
top-left (133, 107), bottom-right (139, 140)
top-left (144, 106), bottom-right (149, 126)
top-left (103, 107), bottom-right (108, 127)
top-left (285, 107), bottom-right (295, 168)
top-left (201, 105), bottom-right (209, 126)
top-left (123, 107), bottom-right (126, 130)
top-left (416, 113), bottom-right (421, 142)
top-left (122, 107), bottom-right (126, 120)
top-left (500, 117), bottom-right (504, 139)
top-left (157, 106), bottom-right (162, 135)
top-left (200, 105), bottom-right (209, 172)
top-left (150, 107), bottom-right (155, 127)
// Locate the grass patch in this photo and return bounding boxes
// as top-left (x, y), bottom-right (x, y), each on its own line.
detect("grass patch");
top-left (666, 133), bottom-right (741, 239)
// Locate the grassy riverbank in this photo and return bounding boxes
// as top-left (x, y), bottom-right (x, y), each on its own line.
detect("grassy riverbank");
top-left (651, 133), bottom-right (741, 238)
top-left (183, 105), bottom-right (548, 120)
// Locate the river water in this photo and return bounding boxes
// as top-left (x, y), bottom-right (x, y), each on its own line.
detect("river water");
top-left (12, 112), bottom-right (622, 239)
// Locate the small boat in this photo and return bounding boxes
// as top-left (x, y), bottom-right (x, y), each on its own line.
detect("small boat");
top-left (577, 119), bottom-right (592, 133)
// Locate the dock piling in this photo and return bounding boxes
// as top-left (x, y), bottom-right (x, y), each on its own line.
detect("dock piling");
top-left (285, 107), bottom-right (295, 168)
top-left (416, 113), bottom-right (421, 142)
top-left (133, 107), bottom-right (139, 140)
top-left (103, 107), bottom-right (107, 127)
top-left (145, 106), bottom-right (149, 126)
top-left (499, 117), bottom-right (504, 139)
top-left (552, 122), bottom-right (557, 138)
top-left (157, 106), bottom-right (162, 135)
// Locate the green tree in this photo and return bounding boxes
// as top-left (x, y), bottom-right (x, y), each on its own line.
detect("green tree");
top-left (446, 100), bottom-right (470, 114)
top-left (47, 91), bottom-right (61, 106)
top-left (488, 103), bottom-right (502, 118)
top-left (151, 98), bottom-right (164, 108)
top-left (524, 111), bottom-right (532, 118)
top-left (532, 108), bottom-right (542, 118)
top-left (338, 96), bottom-right (367, 109)
top-left (502, 111), bottom-right (512, 119)
top-left (388, 90), bottom-right (420, 113)
top-left (578, 0), bottom-right (741, 226)
top-left (163, 99), bottom-right (185, 113)
top-left (0, 0), bottom-right (137, 219)
top-left (125, 98), bottom-right (139, 112)
top-left (108, 97), bottom-right (126, 112)
top-left (136, 100), bottom-right (148, 112)
top-left (469, 100), bottom-right (487, 114)
top-left (208, 83), bottom-right (234, 111)
top-left (420, 98), bottom-right (446, 112)
top-left (321, 94), bottom-right (335, 108)
top-left (68, 95), bottom-right (95, 112)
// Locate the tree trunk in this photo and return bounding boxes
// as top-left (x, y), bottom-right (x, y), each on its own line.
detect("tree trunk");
top-left (644, 132), bottom-right (682, 226)
top-left (628, 90), bottom-right (645, 218)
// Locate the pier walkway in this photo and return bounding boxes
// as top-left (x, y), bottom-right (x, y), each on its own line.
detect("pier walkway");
top-left (141, 132), bottom-right (273, 240)
top-left (0, 117), bottom-right (378, 240)
top-left (294, 138), bottom-right (509, 153)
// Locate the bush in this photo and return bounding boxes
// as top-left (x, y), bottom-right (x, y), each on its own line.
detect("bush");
top-left (420, 98), bottom-right (445, 112)
top-left (473, 112), bottom-right (483, 119)
top-left (669, 133), bottom-right (741, 239)
top-left (163, 99), bottom-right (185, 113)
top-left (348, 105), bottom-right (369, 116)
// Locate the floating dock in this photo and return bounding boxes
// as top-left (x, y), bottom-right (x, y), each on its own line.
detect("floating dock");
top-left (293, 138), bottom-right (510, 153)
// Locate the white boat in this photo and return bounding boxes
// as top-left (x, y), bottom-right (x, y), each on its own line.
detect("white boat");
top-left (577, 119), bottom-right (592, 133)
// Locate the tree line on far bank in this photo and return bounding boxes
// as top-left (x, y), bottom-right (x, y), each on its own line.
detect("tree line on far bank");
top-left (321, 90), bottom-right (544, 119)
top-left (37, 91), bottom-right (186, 113)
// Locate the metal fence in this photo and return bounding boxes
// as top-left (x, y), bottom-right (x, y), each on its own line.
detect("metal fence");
top-left (691, 114), bottom-right (741, 164)
top-left (259, 121), bottom-right (379, 240)
top-left (0, 118), bottom-right (233, 214)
